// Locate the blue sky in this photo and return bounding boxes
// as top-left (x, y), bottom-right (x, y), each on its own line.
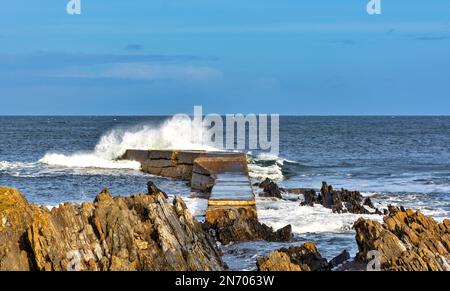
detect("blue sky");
top-left (0, 0), bottom-right (449, 115)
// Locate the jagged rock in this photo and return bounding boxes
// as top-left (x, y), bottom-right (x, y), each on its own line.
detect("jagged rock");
top-left (215, 219), bottom-right (292, 245)
top-left (328, 250), bottom-right (350, 268)
top-left (147, 181), bottom-right (168, 199)
top-left (205, 206), bottom-right (292, 245)
top-left (363, 197), bottom-right (375, 208)
top-left (256, 251), bottom-right (302, 271)
top-left (318, 182), bottom-right (380, 215)
top-left (258, 178), bottom-right (283, 199)
top-left (0, 187), bottom-right (225, 271)
top-left (286, 188), bottom-right (315, 195)
top-left (300, 189), bottom-right (320, 206)
top-left (0, 187), bottom-right (40, 270)
top-left (257, 242), bottom-right (330, 271)
top-left (320, 182), bottom-right (334, 208)
top-left (354, 207), bottom-right (450, 271)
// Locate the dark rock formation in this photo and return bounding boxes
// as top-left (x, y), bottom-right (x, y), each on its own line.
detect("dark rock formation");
top-left (363, 197), bottom-right (375, 208)
top-left (205, 206), bottom-right (292, 245)
top-left (147, 181), bottom-right (168, 199)
top-left (257, 242), bottom-right (332, 271)
top-left (0, 187), bottom-right (225, 271)
top-left (298, 182), bottom-right (381, 214)
top-left (280, 243), bottom-right (330, 271)
top-left (300, 189), bottom-right (320, 206)
top-left (328, 250), bottom-right (350, 268)
top-left (354, 206), bottom-right (450, 271)
top-left (285, 188), bottom-right (315, 195)
top-left (257, 243), bottom-right (351, 271)
top-left (308, 182), bottom-right (381, 214)
top-left (257, 178), bottom-right (283, 199)
top-left (256, 250), bottom-right (303, 271)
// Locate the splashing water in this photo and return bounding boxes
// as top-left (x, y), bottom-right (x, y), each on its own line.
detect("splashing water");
top-left (39, 116), bottom-right (217, 169)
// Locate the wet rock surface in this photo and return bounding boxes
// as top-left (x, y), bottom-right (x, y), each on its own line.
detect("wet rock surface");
top-left (321, 182), bottom-right (376, 214)
top-left (328, 250), bottom-right (351, 268)
top-left (298, 181), bottom-right (382, 215)
top-left (0, 186), bottom-right (225, 271)
top-left (257, 178), bottom-right (283, 199)
top-left (300, 189), bottom-right (321, 207)
top-left (354, 206), bottom-right (450, 271)
top-left (205, 206), bottom-right (292, 245)
top-left (257, 242), bottom-right (349, 271)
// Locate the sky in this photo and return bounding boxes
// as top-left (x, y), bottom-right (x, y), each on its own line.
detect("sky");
top-left (0, 0), bottom-right (449, 115)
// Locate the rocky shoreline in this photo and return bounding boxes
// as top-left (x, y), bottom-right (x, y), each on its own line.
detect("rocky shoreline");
top-left (1, 180), bottom-right (449, 271)
top-left (0, 186), bottom-right (225, 271)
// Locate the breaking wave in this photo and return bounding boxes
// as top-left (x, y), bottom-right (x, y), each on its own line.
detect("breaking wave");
top-left (247, 153), bottom-right (300, 182)
top-left (0, 161), bottom-right (37, 171)
top-left (38, 116), bottom-right (297, 181)
top-left (40, 116), bottom-right (217, 170)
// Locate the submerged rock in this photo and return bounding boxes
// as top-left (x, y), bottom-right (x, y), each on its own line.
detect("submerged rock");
top-left (354, 207), bottom-right (450, 271)
top-left (300, 189), bottom-right (321, 206)
top-left (257, 242), bottom-right (339, 271)
top-left (257, 178), bottom-right (283, 199)
top-left (0, 187), bottom-right (225, 271)
top-left (317, 182), bottom-right (380, 214)
top-left (298, 182), bottom-right (381, 215)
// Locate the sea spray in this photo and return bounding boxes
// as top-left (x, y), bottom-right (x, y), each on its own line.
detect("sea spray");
top-left (39, 115), bottom-right (217, 169)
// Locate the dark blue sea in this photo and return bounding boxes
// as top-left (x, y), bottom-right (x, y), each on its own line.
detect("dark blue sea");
top-left (1, 116), bottom-right (449, 270)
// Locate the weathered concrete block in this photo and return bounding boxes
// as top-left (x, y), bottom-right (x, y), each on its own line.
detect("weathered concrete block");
top-left (121, 150), bottom-right (149, 161)
top-left (194, 155), bottom-right (249, 174)
top-left (160, 165), bottom-right (193, 180)
top-left (176, 151), bottom-right (206, 164)
top-left (206, 205), bottom-right (258, 226)
top-left (191, 172), bottom-right (216, 193)
top-left (148, 150), bottom-right (177, 160)
top-left (148, 159), bottom-right (176, 168)
top-left (143, 166), bottom-right (163, 176)
top-left (192, 162), bottom-right (212, 176)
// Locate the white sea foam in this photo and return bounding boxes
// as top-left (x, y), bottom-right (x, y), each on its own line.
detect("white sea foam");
top-left (0, 161), bottom-right (38, 171)
top-left (0, 161), bottom-right (37, 171)
top-left (39, 116), bottom-right (217, 170)
top-left (183, 197), bottom-right (208, 218)
top-left (39, 153), bottom-right (141, 169)
top-left (256, 197), bottom-right (383, 234)
top-left (247, 153), bottom-right (284, 181)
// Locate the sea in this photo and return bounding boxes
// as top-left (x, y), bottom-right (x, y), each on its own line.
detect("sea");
top-left (1, 116), bottom-right (449, 270)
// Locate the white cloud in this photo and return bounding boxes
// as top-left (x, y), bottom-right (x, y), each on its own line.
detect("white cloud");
top-left (49, 63), bottom-right (222, 81)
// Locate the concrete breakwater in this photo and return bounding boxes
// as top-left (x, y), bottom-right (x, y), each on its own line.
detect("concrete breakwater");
top-left (121, 150), bottom-right (292, 245)
top-left (121, 150), bottom-right (257, 225)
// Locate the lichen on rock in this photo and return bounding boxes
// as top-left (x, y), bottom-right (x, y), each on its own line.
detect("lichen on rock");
top-left (0, 187), bottom-right (226, 271)
top-left (256, 242), bottom-right (344, 271)
top-left (354, 206), bottom-right (450, 271)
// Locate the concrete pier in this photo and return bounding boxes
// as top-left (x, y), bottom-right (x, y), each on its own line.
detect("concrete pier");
top-left (121, 149), bottom-right (257, 224)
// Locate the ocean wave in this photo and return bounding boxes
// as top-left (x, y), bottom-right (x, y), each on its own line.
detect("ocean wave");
top-left (39, 153), bottom-right (141, 170)
top-left (247, 154), bottom-right (285, 181)
top-left (0, 161), bottom-right (38, 171)
top-left (256, 197), bottom-right (383, 234)
top-left (39, 115), bottom-right (217, 170)
top-left (246, 152), bottom-right (307, 181)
